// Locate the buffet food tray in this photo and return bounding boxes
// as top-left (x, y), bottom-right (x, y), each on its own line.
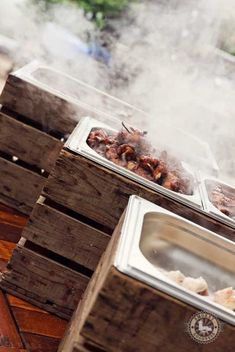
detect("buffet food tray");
top-left (66, 116), bottom-right (203, 209)
top-left (115, 196), bottom-right (235, 325)
top-left (200, 176), bottom-right (235, 229)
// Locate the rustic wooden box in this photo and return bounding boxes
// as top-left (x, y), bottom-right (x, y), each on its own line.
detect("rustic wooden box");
top-left (1, 138), bottom-right (234, 318)
top-left (0, 62), bottom-right (142, 215)
top-left (43, 148), bottom-right (235, 240)
top-left (59, 207), bottom-right (235, 352)
top-left (0, 194), bottom-right (110, 318)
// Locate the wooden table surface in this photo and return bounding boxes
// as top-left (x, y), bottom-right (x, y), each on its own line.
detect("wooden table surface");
top-left (0, 203), bottom-right (67, 352)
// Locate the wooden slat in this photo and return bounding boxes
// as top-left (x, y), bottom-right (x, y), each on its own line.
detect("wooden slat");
top-left (44, 150), bottom-right (235, 240)
top-left (0, 74), bottom-right (79, 136)
top-left (12, 307), bottom-right (67, 338)
top-left (0, 291), bottom-right (23, 349)
top-left (0, 112), bottom-right (63, 172)
top-left (21, 332), bottom-right (60, 352)
top-left (22, 200), bottom-right (109, 271)
top-left (0, 157), bottom-right (45, 215)
top-left (0, 348), bottom-right (26, 352)
top-left (0, 243), bottom-right (89, 319)
top-left (0, 240), bottom-right (15, 261)
top-left (0, 204), bottom-right (27, 243)
top-left (7, 294), bottom-right (48, 314)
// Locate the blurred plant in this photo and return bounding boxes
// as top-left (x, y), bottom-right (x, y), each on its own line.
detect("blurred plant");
top-left (37, 0), bottom-right (135, 28)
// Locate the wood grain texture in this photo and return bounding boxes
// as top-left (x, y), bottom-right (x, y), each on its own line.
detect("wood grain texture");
top-left (44, 150), bottom-right (235, 240)
top-left (0, 348), bottom-right (26, 352)
top-left (0, 111), bottom-right (63, 172)
top-left (11, 307), bottom-right (66, 338)
top-left (21, 332), bottom-right (60, 352)
top-left (59, 216), bottom-right (124, 352)
top-left (0, 242), bottom-right (89, 319)
top-left (0, 74), bottom-right (79, 136)
top-left (7, 294), bottom-right (48, 314)
top-left (0, 157), bottom-right (45, 215)
top-left (0, 204), bottom-right (27, 243)
top-left (0, 291), bottom-right (23, 349)
top-left (22, 200), bottom-right (110, 271)
top-left (0, 240), bottom-right (15, 261)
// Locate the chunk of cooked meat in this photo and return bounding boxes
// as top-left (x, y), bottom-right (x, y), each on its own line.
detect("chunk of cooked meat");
top-left (117, 144), bottom-right (136, 162)
top-left (87, 125), bottom-right (194, 195)
top-left (166, 270), bottom-right (185, 284)
top-left (209, 184), bottom-right (235, 218)
top-left (214, 287), bottom-right (235, 310)
top-left (161, 172), bottom-right (181, 192)
top-left (181, 277), bottom-right (209, 296)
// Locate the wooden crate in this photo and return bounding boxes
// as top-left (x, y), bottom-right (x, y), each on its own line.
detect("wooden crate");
top-left (43, 148), bottom-right (235, 240)
top-left (0, 238), bottom-right (90, 320)
top-left (59, 214), bottom-right (235, 352)
top-left (0, 109), bottom-right (63, 214)
top-left (0, 194), bottom-right (110, 318)
top-left (1, 141), bottom-right (233, 318)
top-left (0, 62), bottom-right (143, 215)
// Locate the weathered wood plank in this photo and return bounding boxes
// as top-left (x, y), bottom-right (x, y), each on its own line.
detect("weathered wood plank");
top-left (11, 307), bottom-right (67, 338)
top-left (21, 332), bottom-right (60, 352)
top-left (22, 200), bottom-right (110, 271)
top-left (0, 157), bottom-right (45, 215)
top-left (0, 204), bottom-right (27, 243)
top-left (0, 348), bottom-right (26, 352)
top-left (0, 111), bottom-right (63, 172)
top-left (0, 291), bottom-right (23, 349)
top-left (7, 294), bottom-right (48, 314)
top-left (0, 242), bottom-right (89, 319)
top-left (44, 150), bottom-right (235, 240)
top-left (0, 240), bottom-right (15, 261)
top-left (0, 74), bottom-right (79, 136)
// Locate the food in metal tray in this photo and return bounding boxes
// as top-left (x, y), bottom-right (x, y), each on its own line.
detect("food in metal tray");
top-left (87, 124), bottom-right (194, 195)
top-left (207, 182), bottom-right (235, 219)
top-left (165, 270), bottom-right (235, 310)
top-left (214, 287), bottom-right (235, 310)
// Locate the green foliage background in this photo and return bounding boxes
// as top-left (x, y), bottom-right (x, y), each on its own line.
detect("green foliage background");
top-left (39, 0), bottom-right (135, 27)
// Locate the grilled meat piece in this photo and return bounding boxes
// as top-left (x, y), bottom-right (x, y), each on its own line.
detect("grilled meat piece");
top-left (209, 185), bottom-right (235, 218)
top-left (117, 144), bottom-right (136, 162)
top-left (152, 160), bottom-right (168, 181)
top-left (87, 125), bottom-right (194, 195)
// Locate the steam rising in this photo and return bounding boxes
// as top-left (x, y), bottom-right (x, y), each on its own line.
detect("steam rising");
top-left (0, 0), bottom-right (235, 183)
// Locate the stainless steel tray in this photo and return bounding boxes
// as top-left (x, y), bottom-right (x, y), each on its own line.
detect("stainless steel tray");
top-left (66, 116), bottom-right (203, 209)
top-left (13, 61), bottom-right (147, 124)
top-left (200, 176), bottom-right (235, 229)
top-left (115, 195), bottom-right (235, 325)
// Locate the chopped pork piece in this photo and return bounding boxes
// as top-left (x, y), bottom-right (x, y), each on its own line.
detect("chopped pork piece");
top-left (87, 125), bottom-right (194, 195)
top-left (166, 270), bottom-right (185, 284)
top-left (214, 287), bottom-right (235, 310)
top-left (208, 184), bottom-right (235, 219)
top-left (181, 277), bottom-right (209, 296)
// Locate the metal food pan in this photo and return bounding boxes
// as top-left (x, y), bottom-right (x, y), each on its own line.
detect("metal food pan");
top-left (115, 196), bottom-right (235, 325)
top-left (66, 116), bottom-right (203, 209)
top-left (200, 176), bottom-right (235, 229)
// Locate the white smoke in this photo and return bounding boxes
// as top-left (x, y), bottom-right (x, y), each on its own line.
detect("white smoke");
top-left (0, 0), bottom-right (235, 183)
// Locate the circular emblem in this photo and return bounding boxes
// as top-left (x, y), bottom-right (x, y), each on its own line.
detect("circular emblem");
top-left (187, 312), bottom-right (222, 344)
